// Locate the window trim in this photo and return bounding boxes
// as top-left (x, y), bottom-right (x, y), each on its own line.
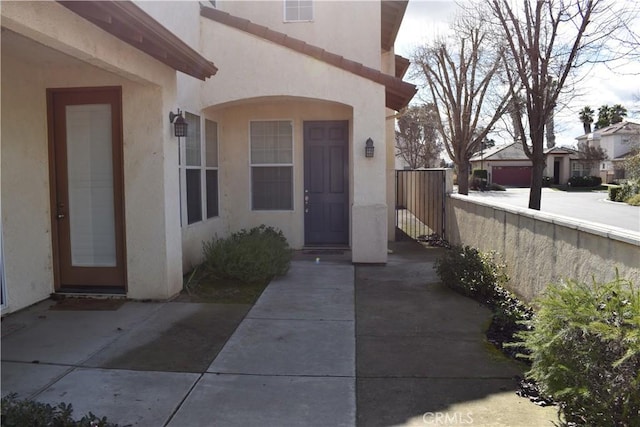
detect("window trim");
top-left (283, 0), bottom-right (313, 23)
top-left (204, 119), bottom-right (219, 219)
top-left (249, 119), bottom-right (295, 211)
top-left (179, 113), bottom-right (219, 227)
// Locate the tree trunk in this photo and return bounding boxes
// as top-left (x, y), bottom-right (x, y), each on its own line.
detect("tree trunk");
top-left (583, 123), bottom-right (591, 134)
top-left (457, 160), bottom-right (470, 195)
top-left (528, 152), bottom-right (546, 210)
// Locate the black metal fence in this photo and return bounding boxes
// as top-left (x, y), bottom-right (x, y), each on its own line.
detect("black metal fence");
top-left (395, 169), bottom-right (446, 241)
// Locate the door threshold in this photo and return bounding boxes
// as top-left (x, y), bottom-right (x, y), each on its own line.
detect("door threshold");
top-left (302, 246), bottom-right (351, 255)
top-left (54, 287), bottom-right (126, 298)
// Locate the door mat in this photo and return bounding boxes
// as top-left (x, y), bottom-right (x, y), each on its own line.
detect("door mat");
top-left (50, 298), bottom-right (126, 311)
top-left (302, 250), bottom-right (345, 255)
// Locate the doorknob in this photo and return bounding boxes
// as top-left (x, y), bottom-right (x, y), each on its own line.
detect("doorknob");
top-left (304, 189), bottom-right (309, 213)
top-left (57, 202), bottom-right (65, 220)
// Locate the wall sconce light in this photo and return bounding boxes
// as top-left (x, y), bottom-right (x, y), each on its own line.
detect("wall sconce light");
top-left (169, 109), bottom-right (188, 138)
top-left (365, 137), bottom-right (374, 158)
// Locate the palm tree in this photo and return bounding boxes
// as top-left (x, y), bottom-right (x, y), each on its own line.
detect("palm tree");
top-left (579, 106), bottom-right (594, 134)
top-left (609, 104), bottom-right (627, 125)
top-left (596, 105), bottom-right (610, 129)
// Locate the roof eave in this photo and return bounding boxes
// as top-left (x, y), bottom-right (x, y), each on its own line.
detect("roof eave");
top-left (57, 0), bottom-right (217, 81)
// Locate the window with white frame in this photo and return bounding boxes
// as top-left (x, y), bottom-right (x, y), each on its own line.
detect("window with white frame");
top-left (180, 113), bottom-right (218, 225)
top-left (284, 0), bottom-right (313, 22)
top-left (571, 161), bottom-right (590, 177)
top-left (250, 120), bottom-right (293, 210)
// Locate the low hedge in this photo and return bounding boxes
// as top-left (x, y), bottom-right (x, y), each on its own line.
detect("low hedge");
top-left (568, 175), bottom-right (602, 187)
top-left (202, 225), bottom-right (292, 284)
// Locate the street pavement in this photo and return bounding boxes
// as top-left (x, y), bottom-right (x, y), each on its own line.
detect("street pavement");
top-left (465, 188), bottom-right (639, 232)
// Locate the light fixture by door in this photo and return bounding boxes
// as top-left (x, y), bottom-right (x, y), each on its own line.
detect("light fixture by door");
top-left (365, 137), bottom-right (374, 158)
top-left (169, 109), bottom-right (188, 138)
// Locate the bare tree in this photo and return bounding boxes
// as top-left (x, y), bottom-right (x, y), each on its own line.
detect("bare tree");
top-left (487, 0), bottom-right (639, 210)
top-left (395, 104), bottom-right (443, 169)
top-left (576, 141), bottom-right (608, 173)
top-left (412, 15), bottom-right (513, 195)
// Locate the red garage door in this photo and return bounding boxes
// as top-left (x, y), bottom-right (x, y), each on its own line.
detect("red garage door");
top-left (492, 166), bottom-right (532, 187)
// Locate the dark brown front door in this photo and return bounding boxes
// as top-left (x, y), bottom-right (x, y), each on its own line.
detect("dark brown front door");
top-left (48, 87), bottom-right (126, 290)
top-left (304, 121), bottom-right (349, 245)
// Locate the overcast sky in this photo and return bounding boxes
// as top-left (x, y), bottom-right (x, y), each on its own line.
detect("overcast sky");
top-left (395, 0), bottom-right (640, 148)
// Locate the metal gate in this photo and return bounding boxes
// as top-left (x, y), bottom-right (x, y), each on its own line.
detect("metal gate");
top-left (395, 169), bottom-right (446, 241)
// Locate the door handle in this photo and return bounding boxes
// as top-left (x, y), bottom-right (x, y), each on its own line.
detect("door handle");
top-left (57, 202), bottom-right (65, 220)
top-left (304, 190), bottom-right (309, 213)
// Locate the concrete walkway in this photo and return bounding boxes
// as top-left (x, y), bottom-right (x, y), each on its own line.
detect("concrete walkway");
top-left (1, 243), bottom-right (557, 426)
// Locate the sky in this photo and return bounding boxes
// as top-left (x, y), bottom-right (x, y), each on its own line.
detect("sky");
top-left (394, 0), bottom-right (640, 148)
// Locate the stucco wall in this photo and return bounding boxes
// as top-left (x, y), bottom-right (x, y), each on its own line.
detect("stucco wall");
top-left (213, 1), bottom-right (380, 70)
top-left (178, 99), bottom-right (353, 269)
top-left (446, 194), bottom-right (640, 302)
top-left (1, 55), bottom-right (53, 313)
top-left (197, 20), bottom-right (388, 263)
top-left (1, 1), bottom-right (183, 312)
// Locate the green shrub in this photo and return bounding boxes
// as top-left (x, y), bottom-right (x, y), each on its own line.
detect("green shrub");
top-left (434, 245), bottom-right (508, 303)
top-left (627, 194), bottom-right (640, 206)
top-left (472, 169), bottom-right (488, 180)
top-left (488, 182), bottom-right (506, 191)
top-left (202, 225), bottom-right (292, 284)
top-left (1, 394), bottom-right (116, 426)
top-left (613, 180), bottom-right (640, 202)
top-left (568, 175), bottom-right (602, 187)
top-left (609, 185), bottom-right (622, 201)
top-left (541, 176), bottom-right (552, 187)
top-left (515, 276), bottom-right (640, 426)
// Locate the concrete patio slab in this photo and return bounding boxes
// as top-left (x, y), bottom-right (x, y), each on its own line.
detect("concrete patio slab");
top-left (35, 367), bottom-right (199, 426)
top-left (357, 377), bottom-right (557, 427)
top-left (249, 285), bottom-right (353, 320)
top-left (357, 334), bottom-right (524, 378)
top-left (356, 284), bottom-right (491, 337)
top-left (208, 318), bottom-right (354, 376)
top-left (83, 302), bottom-right (250, 372)
top-left (266, 262), bottom-right (354, 290)
top-left (1, 301), bottom-right (162, 365)
top-left (1, 361), bottom-right (72, 399)
top-left (357, 261), bottom-right (441, 286)
top-left (167, 373), bottom-right (355, 427)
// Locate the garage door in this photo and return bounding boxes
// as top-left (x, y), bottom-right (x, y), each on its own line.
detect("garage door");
top-left (492, 166), bottom-right (532, 187)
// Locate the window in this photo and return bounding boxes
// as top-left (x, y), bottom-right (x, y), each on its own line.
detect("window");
top-left (571, 161), bottom-right (590, 177)
top-left (205, 119), bottom-right (219, 218)
top-left (284, 0), bottom-right (313, 22)
top-left (250, 121), bottom-right (293, 210)
top-left (180, 113), bottom-right (219, 225)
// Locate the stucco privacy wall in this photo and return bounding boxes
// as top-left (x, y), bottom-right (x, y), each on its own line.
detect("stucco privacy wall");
top-left (446, 195), bottom-right (640, 302)
top-left (199, 19), bottom-right (388, 262)
top-left (1, 2), bottom-right (183, 312)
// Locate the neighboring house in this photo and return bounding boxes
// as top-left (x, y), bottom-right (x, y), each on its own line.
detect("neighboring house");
top-left (469, 142), bottom-right (578, 187)
top-left (545, 145), bottom-right (581, 185)
top-left (1, 1), bottom-right (416, 314)
top-left (470, 142), bottom-right (532, 187)
top-left (575, 121), bottom-right (640, 183)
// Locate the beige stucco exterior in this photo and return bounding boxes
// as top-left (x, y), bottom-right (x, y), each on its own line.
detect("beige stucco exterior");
top-left (2, 1), bottom-right (184, 313)
top-left (1, 1), bottom-right (408, 313)
top-left (447, 194), bottom-right (640, 302)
